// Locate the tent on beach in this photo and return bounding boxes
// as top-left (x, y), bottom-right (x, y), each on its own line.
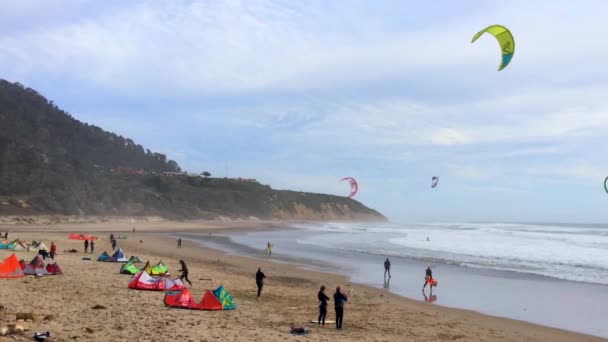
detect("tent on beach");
top-left (20, 255), bottom-right (49, 275)
top-left (97, 251), bottom-right (111, 262)
top-left (120, 260), bottom-right (142, 275)
top-left (145, 261), bottom-right (169, 276)
top-left (0, 254), bottom-right (24, 278)
top-left (110, 248), bottom-right (128, 262)
top-left (128, 271), bottom-right (185, 291)
top-left (45, 263), bottom-right (63, 275)
top-left (164, 286), bottom-right (236, 310)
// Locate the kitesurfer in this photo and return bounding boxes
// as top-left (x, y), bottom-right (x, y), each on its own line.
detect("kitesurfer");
top-left (178, 260), bottom-right (192, 286)
top-left (384, 258), bottom-right (391, 278)
top-left (177, 237), bottom-right (182, 248)
top-left (333, 286), bottom-right (348, 329)
top-left (256, 267), bottom-right (266, 298)
top-left (423, 266), bottom-right (433, 290)
top-left (318, 285), bottom-right (330, 326)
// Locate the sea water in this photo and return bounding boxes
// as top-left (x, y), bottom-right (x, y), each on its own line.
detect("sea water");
top-left (179, 221), bottom-right (608, 337)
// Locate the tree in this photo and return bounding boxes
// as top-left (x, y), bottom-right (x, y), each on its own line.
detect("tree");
top-left (201, 171), bottom-right (211, 178)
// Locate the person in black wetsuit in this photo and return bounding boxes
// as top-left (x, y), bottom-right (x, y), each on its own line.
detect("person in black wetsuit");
top-left (178, 260), bottom-right (192, 286)
top-left (256, 267), bottom-right (266, 298)
top-left (384, 258), bottom-right (391, 279)
top-left (177, 237), bottom-right (182, 248)
top-left (317, 285), bottom-right (330, 326)
top-left (84, 239), bottom-right (89, 253)
top-left (333, 286), bottom-right (348, 329)
top-left (423, 266), bottom-right (433, 290)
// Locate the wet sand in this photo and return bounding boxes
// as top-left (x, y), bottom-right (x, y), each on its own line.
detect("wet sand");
top-left (0, 221), bottom-right (605, 341)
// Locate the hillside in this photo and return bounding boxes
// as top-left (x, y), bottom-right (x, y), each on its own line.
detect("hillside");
top-left (0, 79), bottom-right (385, 221)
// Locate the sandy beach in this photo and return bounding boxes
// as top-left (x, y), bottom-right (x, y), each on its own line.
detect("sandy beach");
top-left (0, 220), bottom-right (605, 342)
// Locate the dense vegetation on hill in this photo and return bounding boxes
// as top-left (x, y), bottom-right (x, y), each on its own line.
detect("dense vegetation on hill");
top-left (0, 79), bottom-right (385, 221)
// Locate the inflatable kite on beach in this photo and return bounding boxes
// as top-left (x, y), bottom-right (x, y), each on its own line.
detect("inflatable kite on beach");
top-left (431, 176), bottom-right (439, 188)
top-left (341, 177), bottom-right (358, 198)
top-left (604, 176), bottom-right (608, 194)
top-left (471, 25), bottom-right (515, 71)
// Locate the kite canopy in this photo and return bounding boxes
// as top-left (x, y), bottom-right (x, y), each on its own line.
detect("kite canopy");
top-left (68, 233), bottom-right (98, 241)
top-left (128, 271), bottom-right (185, 291)
top-left (0, 254), bottom-right (24, 278)
top-left (471, 25), bottom-right (515, 71)
top-left (431, 176), bottom-right (439, 188)
top-left (340, 177), bottom-right (358, 198)
top-left (604, 176), bottom-right (608, 194)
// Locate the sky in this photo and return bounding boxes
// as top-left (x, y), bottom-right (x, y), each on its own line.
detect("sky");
top-left (1, 0), bottom-right (607, 223)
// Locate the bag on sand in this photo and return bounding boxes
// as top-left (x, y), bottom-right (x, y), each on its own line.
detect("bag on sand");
top-left (290, 326), bottom-right (309, 336)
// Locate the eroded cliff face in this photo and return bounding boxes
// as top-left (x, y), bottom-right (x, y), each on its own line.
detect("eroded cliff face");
top-left (271, 202), bottom-right (386, 221)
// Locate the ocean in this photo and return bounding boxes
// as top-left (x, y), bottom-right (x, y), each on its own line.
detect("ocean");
top-left (177, 221), bottom-right (608, 337)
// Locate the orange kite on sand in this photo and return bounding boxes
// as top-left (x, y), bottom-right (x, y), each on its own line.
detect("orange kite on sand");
top-left (0, 253), bottom-right (24, 278)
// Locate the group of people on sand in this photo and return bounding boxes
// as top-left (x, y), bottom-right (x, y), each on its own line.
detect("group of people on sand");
top-left (83, 239), bottom-right (95, 253)
top-left (255, 266), bottom-right (349, 329)
top-left (384, 257), bottom-right (437, 291)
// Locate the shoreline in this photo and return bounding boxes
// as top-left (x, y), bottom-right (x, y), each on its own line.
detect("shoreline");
top-left (0, 220), bottom-right (605, 341)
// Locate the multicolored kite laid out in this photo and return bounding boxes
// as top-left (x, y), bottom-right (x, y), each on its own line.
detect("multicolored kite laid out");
top-left (604, 176), bottom-right (608, 194)
top-left (471, 25), bottom-right (515, 71)
top-left (431, 176), bottom-right (439, 188)
top-left (164, 286), bottom-right (236, 310)
top-left (68, 233), bottom-right (99, 241)
top-left (341, 177), bottom-right (358, 198)
top-left (128, 271), bottom-right (185, 291)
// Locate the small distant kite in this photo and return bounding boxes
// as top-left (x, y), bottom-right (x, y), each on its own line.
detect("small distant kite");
top-left (431, 176), bottom-right (439, 188)
top-left (604, 176), bottom-right (608, 194)
top-left (471, 25), bottom-right (515, 71)
top-left (341, 177), bottom-right (358, 198)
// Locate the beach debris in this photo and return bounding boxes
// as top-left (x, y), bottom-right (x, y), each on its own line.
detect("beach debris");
top-left (290, 326), bottom-right (309, 336)
top-left (33, 331), bottom-right (51, 341)
top-left (91, 305), bottom-right (106, 310)
top-left (84, 327), bottom-right (94, 334)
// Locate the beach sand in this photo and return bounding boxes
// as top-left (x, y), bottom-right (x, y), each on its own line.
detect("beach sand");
top-left (0, 220), bottom-right (604, 341)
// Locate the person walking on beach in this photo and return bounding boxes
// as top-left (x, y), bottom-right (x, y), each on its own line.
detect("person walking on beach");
top-left (50, 242), bottom-right (56, 260)
top-left (178, 260), bottom-right (192, 286)
top-left (90, 240), bottom-right (95, 253)
top-left (256, 267), bottom-right (266, 298)
top-left (384, 257), bottom-right (391, 279)
top-left (110, 233), bottom-right (114, 242)
top-left (333, 286), bottom-right (348, 329)
top-left (423, 266), bottom-right (433, 290)
top-left (177, 237), bottom-right (182, 248)
top-left (84, 239), bottom-right (89, 253)
top-left (111, 238), bottom-right (117, 251)
top-left (318, 285), bottom-right (330, 326)
top-left (266, 242), bottom-right (272, 256)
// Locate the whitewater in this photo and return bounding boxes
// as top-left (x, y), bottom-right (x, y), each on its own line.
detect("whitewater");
top-left (291, 221), bottom-right (608, 285)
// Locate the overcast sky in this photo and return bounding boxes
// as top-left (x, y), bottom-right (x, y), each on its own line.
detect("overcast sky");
top-left (1, 0), bottom-right (607, 223)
